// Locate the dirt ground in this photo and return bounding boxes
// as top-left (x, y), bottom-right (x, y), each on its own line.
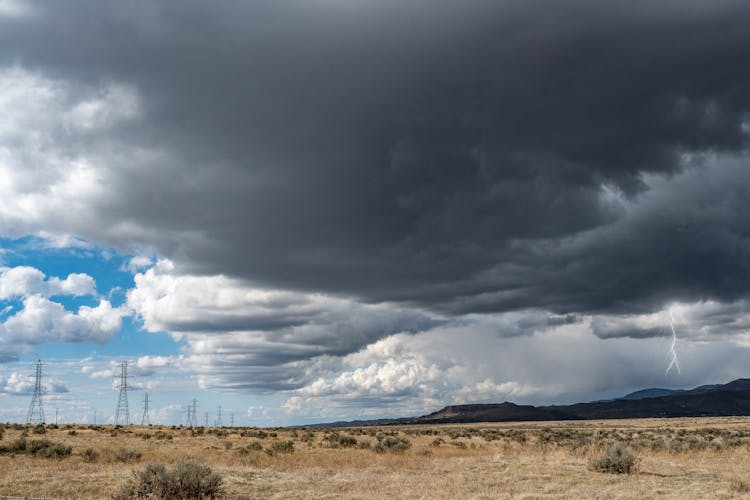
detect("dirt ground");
top-left (2, 417), bottom-right (750, 498)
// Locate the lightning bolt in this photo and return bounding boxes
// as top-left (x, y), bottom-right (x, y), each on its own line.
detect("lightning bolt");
top-left (665, 307), bottom-right (680, 375)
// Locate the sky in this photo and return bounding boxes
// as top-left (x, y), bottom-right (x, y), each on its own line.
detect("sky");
top-left (1, 0), bottom-right (750, 426)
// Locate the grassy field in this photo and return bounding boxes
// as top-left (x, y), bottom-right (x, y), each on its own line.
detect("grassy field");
top-left (2, 417), bottom-right (750, 498)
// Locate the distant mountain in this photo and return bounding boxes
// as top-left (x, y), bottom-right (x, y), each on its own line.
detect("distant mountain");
top-left (305, 417), bottom-right (408, 428)
top-left (693, 384), bottom-right (724, 391)
top-left (417, 402), bottom-right (573, 423)
top-left (618, 388), bottom-right (681, 400)
top-left (617, 383), bottom-right (725, 401)
top-left (414, 379), bottom-right (750, 424)
top-left (709, 379), bottom-right (750, 391)
top-left (303, 378), bottom-right (750, 428)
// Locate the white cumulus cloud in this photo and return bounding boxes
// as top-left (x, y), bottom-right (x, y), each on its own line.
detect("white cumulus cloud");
top-left (128, 259), bottom-right (438, 392)
top-left (0, 295), bottom-right (126, 346)
top-left (0, 266), bottom-right (96, 299)
top-left (0, 371), bottom-right (69, 395)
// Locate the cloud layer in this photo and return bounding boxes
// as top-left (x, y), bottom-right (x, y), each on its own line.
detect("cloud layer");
top-left (2, 1), bottom-right (750, 415)
top-left (124, 259), bottom-right (750, 413)
top-left (1, 2), bottom-right (749, 315)
top-left (0, 266), bottom-right (125, 359)
top-left (128, 260), bottom-right (438, 392)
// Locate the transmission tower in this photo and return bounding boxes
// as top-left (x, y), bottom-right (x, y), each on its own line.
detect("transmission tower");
top-left (230, 413), bottom-right (234, 427)
top-left (204, 411), bottom-right (209, 427)
top-left (26, 360), bottom-right (45, 424)
top-left (114, 361), bottom-right (130, 425)
top-left (216, 405), bottom-right (222, 427)
top-left (185, 399), bottom-right (198, 427)
top-left (141, 393), bottom-right (151, 426)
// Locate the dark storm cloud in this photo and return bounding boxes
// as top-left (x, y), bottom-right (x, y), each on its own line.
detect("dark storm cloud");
top-left (433, 160), bottom-right (750, 315)
top-left (2, 0), bottom-right (750, 315)
top-left (592, 299), bottom-right (750, 340)
top-left (591, 316), bottom-right (665, 340)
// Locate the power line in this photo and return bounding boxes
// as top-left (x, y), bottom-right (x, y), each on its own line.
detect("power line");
top-left (114, 361), bottom-right (130, 425)
top-left (26, 360), bottom-right (45, 424)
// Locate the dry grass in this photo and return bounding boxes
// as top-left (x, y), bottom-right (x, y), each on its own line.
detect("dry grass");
top-left (2, 417), bottom-right (750, 498)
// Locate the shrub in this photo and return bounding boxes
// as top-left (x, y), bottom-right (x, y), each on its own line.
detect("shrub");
top-left (373, 436), bottom-right (411, 454)
top-left (114, 448), bottom-right (142, 463)
top-left (28, 439), bottom-right (72, 458)
top-left (237, 441), bottom-right (263, 456)
top-left (507, 430), bottom-right (527, 443)
top-left (322, 432), bottom-right (358, 449)
top-left (240, 429), bottom-right (267, 439)
top-left (728, 437), bottom-right (745, 447)
top-left (321, 433), bottom-right (340, 448)
top-left (482, 431), bottom-right (500, 442)
top-left (709, 437), bottom-right (726, 451)
top-left (0, 426), bottom-right (4, 441)
top-left (154, 431), bottom-right (173, 440)
top-left (32, 424), bottom-right (47, 434)
top-left (83, 447), bottom-right (100, 462)
top-left (338, 435), bottom-right (358, 448)
top-left (647, 438), bottom-right (666, 452)
top-left (357, 440), bottom-right (372, 450)
top-left (589, 444), bottom-right (639, 474)
top-left (0, 438), bottom-right (72, 458)
top-left (269, 440), bottom-right (295, 454)
top-left (114, 462), bottom-right (224, 500)
top-left (685, 435), bottom-right (707, 451)
top-left (0, 437), bottom-right (27, 454)
top-left (668, 438), bottom-right (687, 453)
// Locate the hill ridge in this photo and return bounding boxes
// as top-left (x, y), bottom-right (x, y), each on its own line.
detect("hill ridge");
top-left (306, 378), bottom-right (750, 428)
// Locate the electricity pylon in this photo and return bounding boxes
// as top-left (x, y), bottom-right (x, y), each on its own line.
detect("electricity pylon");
top-left (114, 361), bottom-right (130, 425)
top-left (26, 360), bottom-right (45, 424)
top-left (186, 399), bottom-right (198, 427)
top-left (141, 392), bottom-right (151, 425)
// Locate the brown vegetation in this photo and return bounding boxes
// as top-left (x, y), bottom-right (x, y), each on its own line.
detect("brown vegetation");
top-left (1, 417), bottom-right (750, 498)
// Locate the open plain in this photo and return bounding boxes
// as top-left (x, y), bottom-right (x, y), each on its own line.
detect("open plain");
top-left (2, 417), bottom-right (750, 498)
